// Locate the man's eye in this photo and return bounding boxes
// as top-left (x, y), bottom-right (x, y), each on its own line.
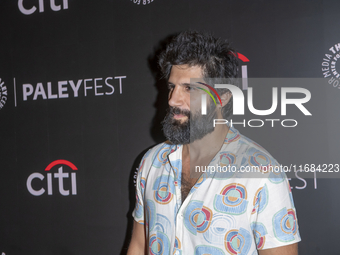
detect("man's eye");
top-left (168, 84), bottom-right (175, 90)
top-left (185, 86), bottom-right (194, 91)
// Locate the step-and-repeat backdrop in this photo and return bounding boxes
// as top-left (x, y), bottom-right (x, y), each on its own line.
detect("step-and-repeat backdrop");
top-left (1, 0), bottom-right (340, 254)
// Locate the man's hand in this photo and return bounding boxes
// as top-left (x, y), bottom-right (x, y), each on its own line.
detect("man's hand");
top-left (127, 220), bottom-right (146, 255)
top-left (258, 243), bottom-right (298, 255)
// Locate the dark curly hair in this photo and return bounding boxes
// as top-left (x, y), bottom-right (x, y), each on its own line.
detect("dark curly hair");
top-left (158, 30), bottom-right (239, 120)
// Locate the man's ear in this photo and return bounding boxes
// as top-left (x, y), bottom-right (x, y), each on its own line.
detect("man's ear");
top-left (220, 91), bottom-right (232, 107)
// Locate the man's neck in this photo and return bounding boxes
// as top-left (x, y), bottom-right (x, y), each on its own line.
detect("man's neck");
top-left (181, 120), bottom-right (230, 177)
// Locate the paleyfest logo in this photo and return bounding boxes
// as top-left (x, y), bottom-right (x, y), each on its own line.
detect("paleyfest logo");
top-left (19, 76), bottom-right (126, 103)
top-left (321, 42), bottom-right (340, 89)
top-left (198, 82), bottom-right (312, 128)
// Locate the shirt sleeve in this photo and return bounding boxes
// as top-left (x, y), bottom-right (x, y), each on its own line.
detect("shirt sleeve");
top-left (251, 173), bottom-right (301, 250)
top-left (131, 151), bottom-right (149, 225)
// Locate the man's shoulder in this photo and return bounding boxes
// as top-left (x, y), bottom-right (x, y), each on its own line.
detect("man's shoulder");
top-left (138, 141), bottom-right (178, 171)
top-left (239, 131), bottom-right (272, 156)
top-left (225, 127), bottom-right (279, 167)
top-left (142, 141), bottom-right (177, 160)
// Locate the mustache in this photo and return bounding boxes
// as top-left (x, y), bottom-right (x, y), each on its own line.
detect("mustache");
top-left (168, 106), bottom-right (190, 118)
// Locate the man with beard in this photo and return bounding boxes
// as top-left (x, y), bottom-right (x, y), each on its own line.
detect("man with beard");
top-left (127, 31), bottom-right (300, 255)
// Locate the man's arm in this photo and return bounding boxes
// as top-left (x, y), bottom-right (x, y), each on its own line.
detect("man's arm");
top-left (259, 243), bottom-right (298, 255)
top-left (127, 220), bottom-right (146, 255)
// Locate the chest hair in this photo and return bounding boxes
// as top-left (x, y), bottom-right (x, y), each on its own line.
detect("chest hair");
top-left (181, 171), bottom-right (199, 203)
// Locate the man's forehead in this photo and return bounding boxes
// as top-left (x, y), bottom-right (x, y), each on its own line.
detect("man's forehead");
top-left (171, 64), bottom-right (203, 72)
top-left (168, 65), bottom-right (204, 84)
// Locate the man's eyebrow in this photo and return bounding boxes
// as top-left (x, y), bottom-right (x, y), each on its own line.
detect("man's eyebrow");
top-left (168, 82), bottom-right (198, 87)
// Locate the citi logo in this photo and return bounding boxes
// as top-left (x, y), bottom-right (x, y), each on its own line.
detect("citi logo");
top-left (18, 0), bottom-right (69, 15)
top-left (27, 160), bottom-right (78, 196)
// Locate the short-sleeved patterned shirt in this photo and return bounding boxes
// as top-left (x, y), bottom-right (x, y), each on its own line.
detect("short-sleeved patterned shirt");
top-left (132, 126), bottom-right (301, 255)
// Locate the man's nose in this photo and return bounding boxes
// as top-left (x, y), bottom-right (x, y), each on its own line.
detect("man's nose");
top-left (168, 86), bottom-right (185, 107)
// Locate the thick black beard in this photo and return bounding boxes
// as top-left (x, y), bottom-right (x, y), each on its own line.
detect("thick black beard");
top-left (161, 101), bottom-right (217, 145)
